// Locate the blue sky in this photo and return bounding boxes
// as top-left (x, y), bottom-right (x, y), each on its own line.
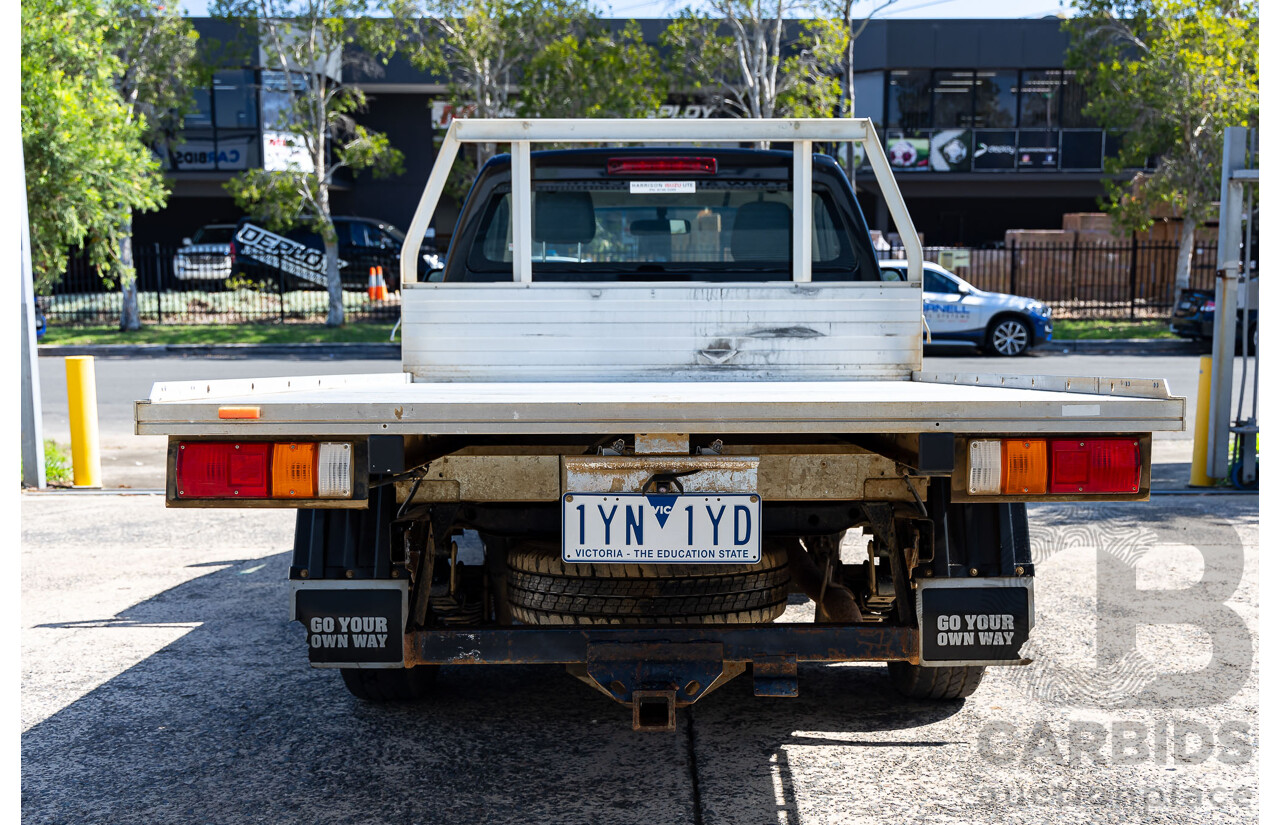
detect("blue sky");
top-left (180, 0), bottom-right (1070, 19)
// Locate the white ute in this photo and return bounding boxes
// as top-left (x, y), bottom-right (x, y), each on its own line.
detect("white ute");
top-left (136, 119), bottom-right (1184, 729)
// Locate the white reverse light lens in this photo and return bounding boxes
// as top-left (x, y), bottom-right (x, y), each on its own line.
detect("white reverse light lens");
top-left (317, 442), bottom-right (353, 498)
top-left (968, 440), bottom-right (1002, 495)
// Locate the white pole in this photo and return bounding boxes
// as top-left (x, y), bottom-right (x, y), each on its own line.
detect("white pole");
top-left (511, 141), bottom-right (533, 284)
top-left (20, 141), bottom-right (45, 489)
top-left (792, 141), bottom-right (813, 283)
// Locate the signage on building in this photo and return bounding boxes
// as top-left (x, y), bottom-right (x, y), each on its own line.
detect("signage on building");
top-left (972, 131), bottom-right (1018, 170)
top-left (929, 129), bottom-right (972, 172)
top-left (650, 104), bottom-right (720, 119)
top-left (887, 136), bottom-right (929, 170)
top-left (263, 131), bottom-right (314, 173)
top-left (431, 102), bottom-right (517, 130)
top-left (168, 138), bottom-right (251, 171)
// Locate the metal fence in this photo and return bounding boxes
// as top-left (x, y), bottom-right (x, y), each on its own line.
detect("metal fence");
top-left (40, 243), bottom-right (402, 326)
top-left (878, 238), bottom-right (1218, 319)
top-left (39, 238), bottom-right (1217, 326)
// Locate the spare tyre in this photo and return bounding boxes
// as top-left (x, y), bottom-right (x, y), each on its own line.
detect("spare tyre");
top-left (506, 539), bottom-right (790, 625)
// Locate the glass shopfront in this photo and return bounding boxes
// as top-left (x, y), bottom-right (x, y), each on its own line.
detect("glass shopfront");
top-left (861, 68), bottom-right (1120, 174)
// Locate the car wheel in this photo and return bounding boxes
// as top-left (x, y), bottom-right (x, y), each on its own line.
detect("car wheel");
top-left (986, 317), bottom-right (1031, 356)
top-left (340, 666), bottom-right (438, 702)
top-left (886, 662), bottom-right (985, 700)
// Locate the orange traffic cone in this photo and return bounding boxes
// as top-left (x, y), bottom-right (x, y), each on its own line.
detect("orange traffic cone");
top-left (367, 267), bottom-right (378, 300)
top-left (375, 266), bottom-right (389, 300)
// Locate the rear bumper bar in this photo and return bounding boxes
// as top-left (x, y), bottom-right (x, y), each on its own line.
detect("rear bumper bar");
top-left (403, 624), bottom-right (920, 666)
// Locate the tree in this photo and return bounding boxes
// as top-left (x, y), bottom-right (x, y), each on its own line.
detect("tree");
top-left (1066, 0), bottom-right (1258, 294)
top-left (21, 0), bottom-right (168, 296)
top-left (400, 0), bottom-right (664, 164)
top-left (662, 0), bottom-right (846, 139)
top-left (518, 20), bottom-right (665, 120)
top-left (215, 0), bottom-right (406, 326)
top-left (109, 1), bottom-right (202, 330)
top-left (816, 0), bottom-right (898, 174)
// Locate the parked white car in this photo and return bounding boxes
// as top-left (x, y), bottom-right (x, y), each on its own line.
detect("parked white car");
top-left (173, 224), bottom-right (236, 281)
top-left (879, 259), bottom-right (1053, 356)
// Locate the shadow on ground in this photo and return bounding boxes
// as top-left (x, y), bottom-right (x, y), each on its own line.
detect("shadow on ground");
top-left (23, 552), bottom-right (963, 825)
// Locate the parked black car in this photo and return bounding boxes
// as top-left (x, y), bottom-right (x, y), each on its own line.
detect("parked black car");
top-left (1170, 279), bottom-right (1258, 353)
top-left (231, 216), bottom-right (439, 292)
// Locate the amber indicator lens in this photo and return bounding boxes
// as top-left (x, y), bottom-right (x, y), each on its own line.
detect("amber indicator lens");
top-left (272, 443), bottom-right (317, 497)
top-left (1001, 439), bottom-right (1048, 494)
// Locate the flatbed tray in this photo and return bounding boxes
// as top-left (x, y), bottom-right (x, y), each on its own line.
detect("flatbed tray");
top-left (135, 372), bottom-right (1184, 436)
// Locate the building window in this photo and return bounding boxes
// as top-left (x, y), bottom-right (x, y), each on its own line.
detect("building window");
top-left (973, 71), bottom-right (1017, 129)
top-left (931, 70), bottom-right (975, 128)
top-left (888, 70), bottom-right (931, 131)
top-left (852, 71), bottom-right (885, 127)
top-left (184, 87), bottom-right (213, 129)
top-left (213, 70), bottom-right (258, 130)
top-left (1059, 70), bottom-right (1096, 128)
top-left (1018, 69), bottom-right (1062, 128)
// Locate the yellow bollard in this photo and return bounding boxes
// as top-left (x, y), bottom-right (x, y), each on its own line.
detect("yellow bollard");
top-left (65, 356), bottom-right (102, 488)
top-left (1189, 354), bottom-right (1215, 486)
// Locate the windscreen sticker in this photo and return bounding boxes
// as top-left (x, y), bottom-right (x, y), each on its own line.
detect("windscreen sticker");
top-left (629, 181), bottom-right (697, 194)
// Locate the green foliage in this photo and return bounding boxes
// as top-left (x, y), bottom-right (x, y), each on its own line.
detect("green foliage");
top-left (213, 0), bottom-right (407, 325)
top-left (43, 440), bottom-right (73, 486)
top-left (111, 1), bottom-right (203, 148)
top-left (519, 20), bottom-right (665, 119)
top-left (21, 0), bottom-right (168, 292)
top-left (662, 3), bottom-right (847, 121)
top-left (213, 1), bottom-right (407, 230)
top-left (400, 0), bottom-right (664, 147)
top-left (1065, 0), bottom-right (1258, 233)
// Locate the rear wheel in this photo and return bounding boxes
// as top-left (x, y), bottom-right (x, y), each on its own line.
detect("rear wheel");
top-left (986, 316), bottom-right (1031, 356)
top-left (505, 539), bottom-right (790, 625)
top-left (886, 661), bottom-right (985, 699)
top-left (340, 666), bottom-right (438, 702)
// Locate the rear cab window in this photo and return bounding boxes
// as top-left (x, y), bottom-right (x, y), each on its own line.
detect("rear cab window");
top-left (445, 149), bottom-right (881, 283)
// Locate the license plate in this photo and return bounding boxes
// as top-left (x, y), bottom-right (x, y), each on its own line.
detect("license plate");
top-left (562, 493), bottom-right (761, 564)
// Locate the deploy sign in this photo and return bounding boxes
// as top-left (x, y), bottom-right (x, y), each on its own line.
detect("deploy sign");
top-left (234, 223), bottom-right (342, 286)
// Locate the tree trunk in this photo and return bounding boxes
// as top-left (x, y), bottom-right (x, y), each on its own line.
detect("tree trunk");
top-left (118, 214), bottom-right (140, 331)
top-left (1174, 217), bottom-right (1197, 296)
top-left (324, 235), bottom-right (344, 327)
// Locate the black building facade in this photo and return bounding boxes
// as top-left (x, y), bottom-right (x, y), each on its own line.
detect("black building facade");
top-left (138, 17), bottom-right (1128, 249)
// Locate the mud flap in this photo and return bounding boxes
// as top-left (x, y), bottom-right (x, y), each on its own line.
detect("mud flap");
top-left (290, 581), bottom-right (408, 668)
top-left (915, 577), bottom-right (1033, 666)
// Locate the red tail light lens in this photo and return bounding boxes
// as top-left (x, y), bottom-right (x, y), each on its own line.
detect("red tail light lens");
top-left (177, 442), bottom-right (271, 498)
top-left (1049, 439), bottom-right (1141, 494)
top-left (607, 157), bottom-right (717, 175)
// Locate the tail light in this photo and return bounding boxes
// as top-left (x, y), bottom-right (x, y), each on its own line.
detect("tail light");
top-left (177, 441), bottom-right (353, 500)
top-left (607, 157), bottom-right (717, 175)
top-left (968, 437), bottom-right (1141, 497)
top-left (1049, 439), bottom-right (1141, 494)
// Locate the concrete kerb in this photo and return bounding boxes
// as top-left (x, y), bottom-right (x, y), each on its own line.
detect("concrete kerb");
top-left (38, 342), bottom-right (402, 359)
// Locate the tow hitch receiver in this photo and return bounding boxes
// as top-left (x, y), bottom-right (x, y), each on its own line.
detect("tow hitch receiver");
top-left (585, 642), bottom-right (726, 731)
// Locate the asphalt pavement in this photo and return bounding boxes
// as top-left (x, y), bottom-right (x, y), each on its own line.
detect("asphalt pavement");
top-left (20, 493), bottom-right (1258, 824)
